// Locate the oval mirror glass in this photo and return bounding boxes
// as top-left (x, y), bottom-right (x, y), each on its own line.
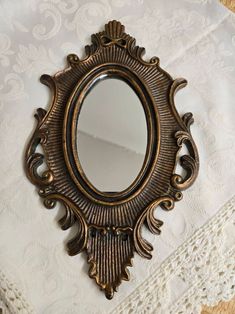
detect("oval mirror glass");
top-left (76, 77), bottom-right (147, 192)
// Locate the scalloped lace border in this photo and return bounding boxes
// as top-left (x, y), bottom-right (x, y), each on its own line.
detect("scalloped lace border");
top-left (0, 271), bottom-right (33, 314)
top-left (113, 195), bottom-right (235, 314)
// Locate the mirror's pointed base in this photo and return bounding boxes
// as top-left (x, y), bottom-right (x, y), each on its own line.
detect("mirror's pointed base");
top-left (87, 229), bottom-right (133, 299)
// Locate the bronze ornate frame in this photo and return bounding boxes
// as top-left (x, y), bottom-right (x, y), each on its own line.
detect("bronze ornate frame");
top-left (25, 20), bottom-right (199, 299)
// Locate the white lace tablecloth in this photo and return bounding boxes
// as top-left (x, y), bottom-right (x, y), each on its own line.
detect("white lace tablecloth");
top-left (0, 0), bottom-right (235, 313)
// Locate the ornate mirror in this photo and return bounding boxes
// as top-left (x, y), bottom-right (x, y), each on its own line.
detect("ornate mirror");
top-left (25, 20), bottom-right (199, 299)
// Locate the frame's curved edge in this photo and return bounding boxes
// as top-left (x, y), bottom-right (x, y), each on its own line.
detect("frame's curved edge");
top-left (169, 78), bottom-right (199, 192)
top-left (25, 108), bottom-right (54, 187)
top-left (43, 193), bottom-right (88, 255)
top-left (39, 74), bottom-right (58, 125)
top-left (169, 77), bottom-right (188, 131)
top-left (133, 196), bottom-right (174, 259)
top-left (24, 74), bottom-right (58, 189)
top-left (171, 127), bottom-right (199, 191)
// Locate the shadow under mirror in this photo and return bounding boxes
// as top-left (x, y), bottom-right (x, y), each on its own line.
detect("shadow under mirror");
top-left (76, 77), bottom-right (148, 193)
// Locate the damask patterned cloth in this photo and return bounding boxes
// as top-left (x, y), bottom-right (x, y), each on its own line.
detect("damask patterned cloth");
top-left (0, 0), bottom-right (234, 313)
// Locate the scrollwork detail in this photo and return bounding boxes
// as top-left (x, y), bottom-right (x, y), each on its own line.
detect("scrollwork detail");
top-left (134, 197), bottom-right (174, 259)
top-left (43, 194), bottom-right (88, 255)
top-left (25, 108), bottom-right (53, 187)
top-left (66, 20), bottom-right (160, 67)
top-left (171, 115), bottom-right (199, 190)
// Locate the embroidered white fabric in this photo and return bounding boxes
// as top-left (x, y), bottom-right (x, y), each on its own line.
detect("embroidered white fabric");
top-left (0, 0), bottom-right (235, 313)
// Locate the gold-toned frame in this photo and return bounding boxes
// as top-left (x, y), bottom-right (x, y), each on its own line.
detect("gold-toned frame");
top-left (25, 20), bottom-right (199, 299)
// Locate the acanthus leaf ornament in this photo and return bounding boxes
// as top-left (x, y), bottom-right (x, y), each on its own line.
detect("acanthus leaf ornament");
top-left (25, 20), bottom-right (199, 299)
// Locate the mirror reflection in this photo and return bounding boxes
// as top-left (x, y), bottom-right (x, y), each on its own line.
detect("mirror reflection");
top-left (76, 77), bottom-right (147, 192)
